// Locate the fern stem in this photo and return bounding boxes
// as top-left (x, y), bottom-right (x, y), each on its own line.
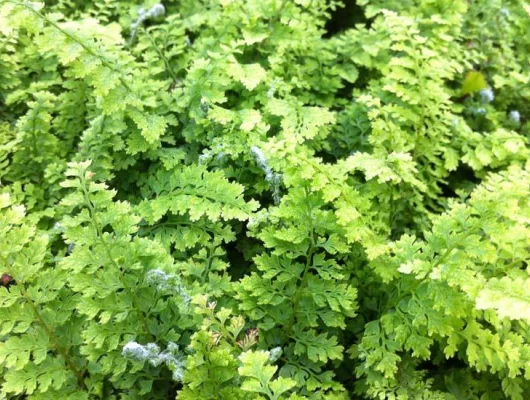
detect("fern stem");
top-left (28, 104), bottom-right (42, 184)
top-left (9, 1), bottom-right (133, 92)
top-left (141, 28), bottom-right (178, 83)
top-left (25, 293), bottom-right (88, 389)
top-left (286, 185), bottom-right (315, 334)
top-left (276, 0), bottom-right (289, 17)
top-left (407, 32), bottom-right (428, 137)
top-left (0, 256), bottom-right (87, 390)
top-left (291, 152), bottom-right (377, 241)
top-left (290, 245), bottom-right (314, 323)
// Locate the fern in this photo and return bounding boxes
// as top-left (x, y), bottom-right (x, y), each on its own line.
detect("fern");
top-left (1, 0), bottom-right (530, 398)
top-left (356, 164), bottom-right (530, 399)
top-left (58, 161), bottom-right (192, 397)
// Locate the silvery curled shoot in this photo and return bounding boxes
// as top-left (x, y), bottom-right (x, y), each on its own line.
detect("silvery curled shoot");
top-left (0, 0), bottom-right (530, 399)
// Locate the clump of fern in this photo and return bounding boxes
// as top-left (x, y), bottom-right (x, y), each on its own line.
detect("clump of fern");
top-left (1, 0), bottom-right (530, 399)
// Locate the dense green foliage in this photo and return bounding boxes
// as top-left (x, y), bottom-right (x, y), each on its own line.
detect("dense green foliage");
top-left (0, 0), bottom-right (530, 398)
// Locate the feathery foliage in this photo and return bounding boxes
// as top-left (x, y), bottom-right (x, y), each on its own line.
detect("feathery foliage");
top-left (1, 0), bottom-right (530, 398)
